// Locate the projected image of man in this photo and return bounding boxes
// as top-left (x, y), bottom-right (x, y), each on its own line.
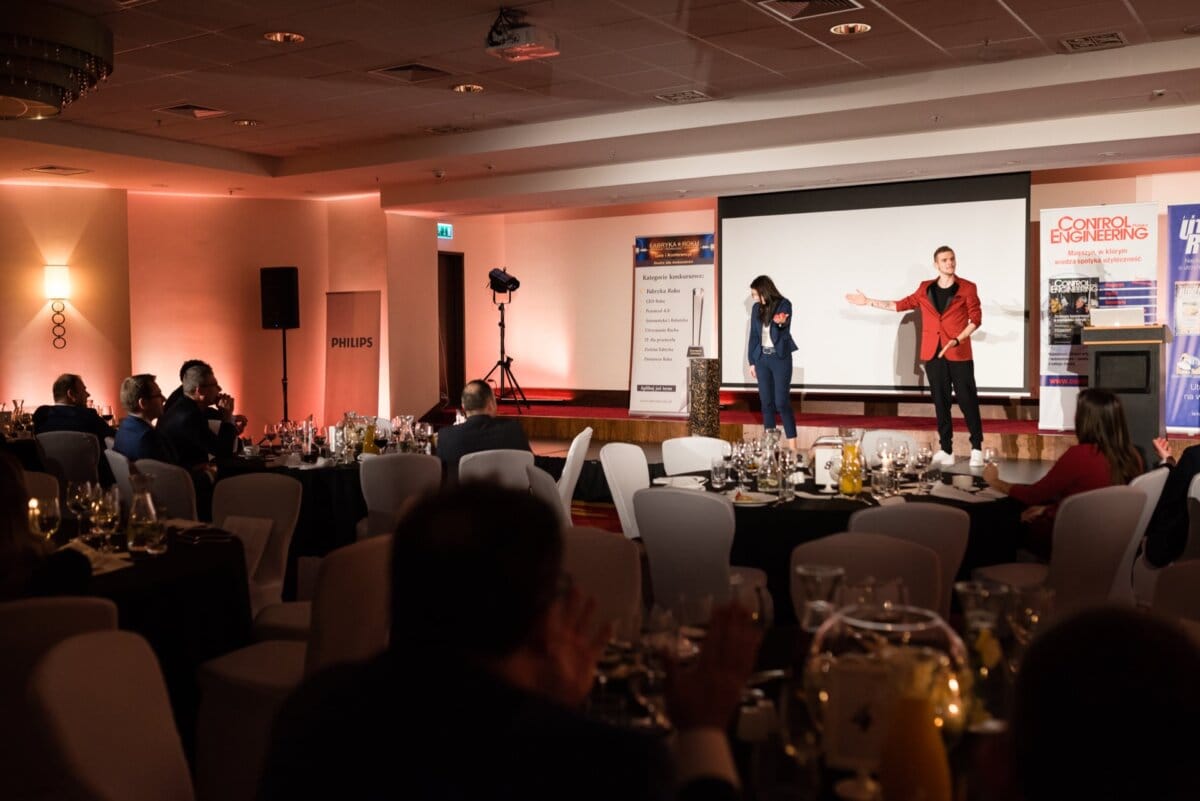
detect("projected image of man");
top-left (845, 246), bottom-right (984, 467)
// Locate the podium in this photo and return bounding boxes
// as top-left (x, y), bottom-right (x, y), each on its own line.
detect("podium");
top-left (1081, 324), bottom-right (1171, 459)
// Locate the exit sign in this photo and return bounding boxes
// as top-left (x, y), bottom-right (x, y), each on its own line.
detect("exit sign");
top-left (437, 222), bottom-right (454, 239)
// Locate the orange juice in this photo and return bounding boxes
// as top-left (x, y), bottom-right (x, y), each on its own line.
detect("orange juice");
top-left (879, 697), bottom-right (952, 801)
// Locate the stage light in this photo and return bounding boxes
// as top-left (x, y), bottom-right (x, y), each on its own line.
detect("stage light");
top-left (488, 268), bottom-right (519, 294)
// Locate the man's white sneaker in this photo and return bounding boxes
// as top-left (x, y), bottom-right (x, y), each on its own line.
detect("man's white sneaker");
top-left (932, 450), bottom-right (956, 466)
top-left (969, 449), bottom-right (985, 468)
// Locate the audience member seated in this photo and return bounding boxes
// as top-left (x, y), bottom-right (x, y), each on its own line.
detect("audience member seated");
top-left (259, 484), bottom-right (759, 801)
top-left (983, 388), bottom-right (1142, 558)
top-left (31, 373), bottom-right (116, 484)
top-left (158, 363), bottom-right (237, 520)
top-left (0, 452), bottom-right (89, 602)
top-left (1012, 606), bottom-right (1200, 801)
top-left (436, 380), bottom-right (532, 478)
top-left (113, 374), bottom-right (173, 462)
top-left (165, 358), bottom-right (248, 439)
top-left (1139, 438), bottom-right (1200, 568)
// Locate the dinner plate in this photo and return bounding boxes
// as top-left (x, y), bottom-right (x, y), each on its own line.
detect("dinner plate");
top-left (652, 475), bottom-right (707, 489)
top-left (725, 490), bottom-right (775, 507)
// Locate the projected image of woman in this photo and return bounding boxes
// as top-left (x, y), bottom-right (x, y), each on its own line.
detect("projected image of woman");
top-left (748, 275), bottom-right (798, 447)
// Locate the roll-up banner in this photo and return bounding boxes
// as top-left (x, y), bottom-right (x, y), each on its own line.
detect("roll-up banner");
top-left (324, 291), bottom-right (381, 422)
top-left (1037, 203), bottom-right (1158, 430)
top-left (629, 234), bottom-right (716, 416)
top-left (1166, 204), bottom-right (1200, 433)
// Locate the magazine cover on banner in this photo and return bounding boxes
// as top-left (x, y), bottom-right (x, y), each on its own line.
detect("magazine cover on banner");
top-left (1166, 204), bottom-right (1200, 433)
top-left (1038, 203), bottom-right (1158, 430)
top-left (629, 234), bottom-right (716, 416)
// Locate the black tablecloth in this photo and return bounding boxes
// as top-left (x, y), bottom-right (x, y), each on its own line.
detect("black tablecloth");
top-left (89, 533), bottom-right (251, 752)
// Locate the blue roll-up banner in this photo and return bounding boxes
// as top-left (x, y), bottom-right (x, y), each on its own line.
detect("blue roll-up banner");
top-left (1165, 204), bottom-right (1200, 433)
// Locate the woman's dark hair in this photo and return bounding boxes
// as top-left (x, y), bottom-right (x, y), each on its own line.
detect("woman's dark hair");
top-left (1073, 388), bottom-right (1142, 483)
top-left (750, 275), bottom-right (782, 324)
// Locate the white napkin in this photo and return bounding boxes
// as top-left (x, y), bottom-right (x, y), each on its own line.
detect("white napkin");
top-left (876, 495), bottom-right (907, 506)
top-left (61, 541), bottom-right (133, 576)
top-left (793, 490), bottom-right (839, 500)
top-left (931, 483), bottom-right (991, 504)
top-left (298, 457), bottom-right (330, 470)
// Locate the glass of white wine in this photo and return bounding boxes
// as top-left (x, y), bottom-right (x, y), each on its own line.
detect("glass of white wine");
top-left (27, 497), bottom-right (61, 543)
top-left (91, 487), bottom-right (121, 553)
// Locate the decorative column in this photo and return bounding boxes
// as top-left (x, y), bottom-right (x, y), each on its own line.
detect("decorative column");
top-left (688, 358), bottom-right (720, 437)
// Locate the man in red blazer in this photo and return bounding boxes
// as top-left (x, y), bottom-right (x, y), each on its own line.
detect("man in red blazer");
top-left (845, 246), bottom-right (984, 467)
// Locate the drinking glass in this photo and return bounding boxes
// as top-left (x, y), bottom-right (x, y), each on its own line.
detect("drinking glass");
top-left (871, 468), bottom-right (893, 498)
top-left (894, 442), bottom-right (910, 474)
top-left (90, 487), bottom-right (121, 552)
top-left (264, 423), bottom-right (279, 449)
top-left (875, 437), bottom-right (893, 467)
top-left (710, 456), bottom-right (728, 487)
top-left (916, 443), bottom-right (933, 470)
top-left (983, 446), bottom-right (998, 466)
top-left (921, 465), bottom-right (942, 495)
top-left (27, 497), bottom-right (61, 543)
top-left (66, 480), bottom-right (97, 541)
top-left (826, 455), bottom-right (843, 496)
top-left (794, 564), bottom-right (846, 632)
top-left (954, 580), bottom-right (1013, 729)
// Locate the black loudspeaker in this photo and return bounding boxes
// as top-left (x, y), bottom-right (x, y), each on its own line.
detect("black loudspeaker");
top-left (260, 266), bottom-right (300, 330)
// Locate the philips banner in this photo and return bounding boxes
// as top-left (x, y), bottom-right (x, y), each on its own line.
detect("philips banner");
top-left (1166, 204), bottom-right (1200, 433)
top-left (1038, 203), bottom-right (1158, 430)
top-left (324, 291), bottom-right (381, 422)
top-left (629, 234), bottom-right (716, 416)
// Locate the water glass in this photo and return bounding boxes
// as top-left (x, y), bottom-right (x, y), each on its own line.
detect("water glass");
top-left (921, 465), bottom-right (942, 494)
top-left (870, 468), bottom-right (893, 498)
top-left (983, 446), bottom-right (998, 466)
top-left (710, 456), bottom-right (728, 487)
top-left (794, 564), bottom-right (846, 632)
top-left (780, 470), bottom-right (797, 502)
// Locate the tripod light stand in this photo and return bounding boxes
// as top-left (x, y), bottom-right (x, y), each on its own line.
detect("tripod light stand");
top-left (483, 268), bottom-right (529, 412)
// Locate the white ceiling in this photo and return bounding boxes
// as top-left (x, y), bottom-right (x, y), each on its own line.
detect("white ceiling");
top-left (1, 0), bottom-right (1198, 213)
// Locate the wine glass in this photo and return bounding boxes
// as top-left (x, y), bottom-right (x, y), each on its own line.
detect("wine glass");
top-left (894, 442), bottom-right (910, 475)
top-left (66, 481), bottom-right (97, 540)
top-left (264, 423), bottom-right (279, 449)
top-left (916, 443), bottom-right (933, 470)
top-left (27, 497), bottom-right (61, 543)
top-left (99, 404), bottom-right (114, 423)
top-left (983, 446), bottom-right (998, 467)
top-left (921, 465), bottom-right (942, 495)
top-left (91, 487), bottom-right (121, 552)
top-left (875, 437), bottom-right (893, 468)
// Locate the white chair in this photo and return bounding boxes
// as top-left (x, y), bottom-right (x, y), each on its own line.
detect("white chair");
top-left (136, 458), bottom-right (198, 520)
top-left (557, 426), bottom-right (593, 520)
top-left (600, 442), bottom-right (649, 541)
top-left (356, 452), bottom-right (442, 540)
top-left (36, 431), bottom-right (100, 485)
top-left (196, 534), bottom-right (392, 801)
top-left (789, 532), bottom-right (942, 621)
top-left (1108, 468), bottom-right (1169, 604)
top-left (848, 504), bottom-right (969, 619)
top-left (861, 430), bottom-right (919, 467)
top-left (661, 435), bottom-right (730, 476)
top-left (31, 630), bottom-right (194, 801)
top-left (634, 488), bottom-right (770, 623)
top-left (975, 485), bottom-right (1146, 614)
top-left (458, 448), bottom-right (535, 489)
top-left (212, 473), bottom-right (303, 616)
top-left (22, 469), bottom-right (60, 504)
top-left (528, 464), bottom-right (570, 530)
top-left (0, 597), bottom-right (119, 800)
top-left (103, 448), bottom-right (134, 512)
top-left (562, 525), bottom-right (642, 641)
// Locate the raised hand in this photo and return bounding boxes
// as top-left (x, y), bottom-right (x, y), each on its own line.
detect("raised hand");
top-left (845, 289), bottom-right (868, 306)
top-left (536, 582), bottom-right (612, 709)
top-left (665, 603), bottom-right (763, 730)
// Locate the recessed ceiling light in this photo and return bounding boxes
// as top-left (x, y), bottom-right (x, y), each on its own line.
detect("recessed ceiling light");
top-left (1097, 151), bottom-right (1121, 158)
top-left (451, 82), bottom-right (484, 93)
top-left (232, 118), bottom-right (259, 127)
top-left (263, 31), bottom-right (305, 44)
top-left (830, 22), bottom-right (871, 36)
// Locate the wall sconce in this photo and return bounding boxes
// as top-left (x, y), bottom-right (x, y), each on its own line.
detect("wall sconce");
top-left (43, 265), bottom-right (70, 349)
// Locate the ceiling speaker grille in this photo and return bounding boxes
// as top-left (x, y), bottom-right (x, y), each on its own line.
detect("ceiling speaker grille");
top-left (155, 103), bottom-right (229, 119)
top-left (370, 63), bottom-right (451, 83)
top-left (654, 89), bottom-right (713, 105)
top-left (1059, 31), bottom-right (1129, 52)
top-left (757, 0), bottom-right (864, 22)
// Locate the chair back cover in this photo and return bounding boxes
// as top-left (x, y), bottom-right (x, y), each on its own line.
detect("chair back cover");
top-left (136, 458), bottom-right (198, 521)
top-left (789, 532), bottom-right (942, 622)
top-left (103, 448), bottom-right (134, 512)
top-left (1046, 485), bottom-right (1146, 613)
top-left (661, 435), bottom-right (730, 476)
top-left (213, 473), bottom-right (303, 613)
top-left (600, 442), bottom-right (649, 540)
top-left (634, 487), bottom-right (735, 608)
top-left (563, 525), bottom-right (642, 641)
top-left (557, 426), bottom-right (593, 516)
top-left (1109, 468), bottom-right (1170, 603)
top-left (358, 452), bottom-right (441, 539)
top-left (36, 431), bottom-right (100, 485)
top-left (848, 504), bottom-right (968, 618)
top-left (527, 464), bottom-right (570, 530)
top-left (306, 534), bottom-right (393, 675)
top-left (32, 630), bottom-right (195, 801)
top-left (458, 448), bottom-right (535, 490)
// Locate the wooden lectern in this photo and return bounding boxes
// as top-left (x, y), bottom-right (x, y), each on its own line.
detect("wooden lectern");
top-left (1080, 324), bottom-right (1171, 460)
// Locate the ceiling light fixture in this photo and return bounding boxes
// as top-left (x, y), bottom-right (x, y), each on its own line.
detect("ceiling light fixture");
top-left (0, 2), bottom-right (113, 120)
top-left (263, 31), bottom-right (305, 44)
top-left (452, 82), bottom-right (484, 93)
top-left (830, 22), bottom-right (872, 36)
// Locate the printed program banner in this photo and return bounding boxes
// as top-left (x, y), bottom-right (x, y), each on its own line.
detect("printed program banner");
top-left (1038, 203), bottom-right (1158, 430)
top-left (324, 291), bottom-right (381, 422)
top-left (629, 234), bottom-right (716, 416)
top-left (1166, 204), bottom-right (1200, 432)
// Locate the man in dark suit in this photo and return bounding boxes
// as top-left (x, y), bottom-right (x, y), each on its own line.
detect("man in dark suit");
top-left (436, 379), bottom-right (531, 477)
top-left (32, 373), bottom-right (116, 442)
top-left (113, 374), bottom-right (173, 462)
top-left (260, 484), bottom-right (756, 801)
top-left (158, 363), bottom-right (237, 519)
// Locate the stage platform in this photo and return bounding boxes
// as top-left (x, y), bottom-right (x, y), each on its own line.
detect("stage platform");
top-left (497, 402), bottom-right (1081, 462)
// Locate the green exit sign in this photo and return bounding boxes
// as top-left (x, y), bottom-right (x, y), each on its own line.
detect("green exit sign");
top-left (437, 222), bottom-right (454, 239)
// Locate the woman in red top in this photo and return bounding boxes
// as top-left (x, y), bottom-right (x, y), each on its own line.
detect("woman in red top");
top-left (982, 388), bottom-right (1142, 557)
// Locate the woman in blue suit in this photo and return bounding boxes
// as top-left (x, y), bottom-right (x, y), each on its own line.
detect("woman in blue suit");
top-left (747, 275), bottom-right (798, 447)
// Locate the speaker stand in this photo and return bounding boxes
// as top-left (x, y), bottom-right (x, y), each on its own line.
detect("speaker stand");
top-left (280, 328), bottom-right (290, 422)
top-left (482, 300), bottom-right (528, 413)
